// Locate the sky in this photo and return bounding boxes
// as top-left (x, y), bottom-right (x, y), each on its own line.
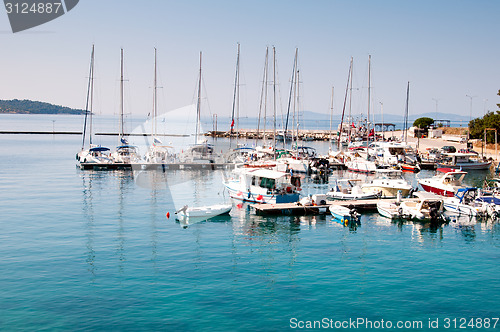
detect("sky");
top-left (0, 0), bottom-right (499, 124)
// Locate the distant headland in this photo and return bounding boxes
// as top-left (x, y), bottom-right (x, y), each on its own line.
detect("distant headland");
top-left (0, 99), bottom-right (85, 115)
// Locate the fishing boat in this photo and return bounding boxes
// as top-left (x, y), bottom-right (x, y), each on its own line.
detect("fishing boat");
top-left (329, 205), bottom-right (360, 227)
top-left (327, 179), bottom-right (381, 200)
top-left (361, 169), bottom-right (413, 198)
top-left (223, 167), bottom-right (301, 204)
top-left (418, 168), bottom-right (466, 197)
top-left (175, 204), bottom-right (232, 219)
top-left (438, 153), bottom-right (492, 170)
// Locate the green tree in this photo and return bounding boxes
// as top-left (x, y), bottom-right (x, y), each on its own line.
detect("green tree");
top-left (413, 117), bottom-right (434, 129)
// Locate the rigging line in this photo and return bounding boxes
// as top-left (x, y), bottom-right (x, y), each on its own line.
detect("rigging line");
top-left (82, 44), bottom-right (94, 150)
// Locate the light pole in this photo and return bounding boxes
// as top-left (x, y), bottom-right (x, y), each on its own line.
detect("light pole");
top-left (432, 98), bottom-right (440, 124)
top-left (379, 102), bottom-right (384, 141)
top-left (466, 94), bottom-right (477, 143)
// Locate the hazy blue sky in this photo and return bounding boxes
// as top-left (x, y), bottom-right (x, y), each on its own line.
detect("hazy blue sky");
top-left (1, 0), bottom-right (499, 123)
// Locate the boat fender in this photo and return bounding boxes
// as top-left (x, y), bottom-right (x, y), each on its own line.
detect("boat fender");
top-left (344, 219), bottom-right (348, 227)
top-left (398, 207), bottom-right (403, 216)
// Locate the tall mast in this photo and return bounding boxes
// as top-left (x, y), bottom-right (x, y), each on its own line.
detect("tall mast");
top-left (230, 43), bottom-right (240, 147)
top-left (272, 46), bottom-right (277, 154)
top-left (348, 57), bottom-right (354, 142)
top-left (295, 68), bottom-right (300, 149)
top-left (367, 54), bottom-right (371, 142)
top-left (404, 81), bottom-right (410, 144)
top-left (329, 86), bottom-right (334, 143)
top-left (152, 47), bottom-right (158, 139)
top-left (285, 48), bottom-right (298, 147)
top-left (195, 51), bottom-right (202, 144)
top-left (338, 57), bottom-right (352, 150)
top-left (119, 48), bottom-right (124, 141)
top-left (81, 44), bottom-right (94, 150)
top-left (257, 47), bottom-right (269, 146)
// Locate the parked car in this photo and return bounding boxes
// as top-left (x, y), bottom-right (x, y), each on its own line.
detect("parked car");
top-left (458, 148), bottom-right (479, 155)
top-left (441, 145), bottom-right (456, 153)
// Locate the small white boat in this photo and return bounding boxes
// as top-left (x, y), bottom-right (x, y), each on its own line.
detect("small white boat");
top-left (329, 205), bottom-right (360, 227)
top-left (362, 169), bottom-right (413, 198)
top-left (377, 191), bottom-right (444, 221)
top-left (175, 204), bottom-right (232, 219)
top-left (345, 158), bottom-right (377, 173)
top-left (377, 200), bottom-right (402, 219)
top-left (399, 192), bottom-right (444, 221)
top-left (327, 179), bottom-right (381, 200)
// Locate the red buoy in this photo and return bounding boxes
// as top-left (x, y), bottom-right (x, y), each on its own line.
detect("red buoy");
top-left (166, 212), bottom-right (170, 218)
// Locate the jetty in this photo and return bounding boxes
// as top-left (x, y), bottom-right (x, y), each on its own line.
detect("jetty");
top-left (252, 199), bottom-right (380, 215)
top-left (79, 162), bottom-right (236, 171)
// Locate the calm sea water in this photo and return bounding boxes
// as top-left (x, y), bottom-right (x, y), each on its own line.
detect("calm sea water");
top-left (0, 115), bottom-right (499, 331)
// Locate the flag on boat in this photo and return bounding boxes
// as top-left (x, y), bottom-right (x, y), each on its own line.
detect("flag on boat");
top-left (120, 137), bottom-right (129, 145)
top-left (230, 119), bottom-right (235, 128)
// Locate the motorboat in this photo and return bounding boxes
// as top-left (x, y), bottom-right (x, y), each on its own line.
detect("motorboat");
top-left (327, 179), bottom-right (381, 200)
top-left (223, 167), bottom-right (301, 204)
top-left (443, 187), bottom-right (488, 217)
top-left (345, 157), bottom-right (377, 173)
top-left (377, 192), bottom-right (444, 221)
top-left (400, 163), bottom-right (420, 173)
top-left (175, 204), bottom-right (232, 219)
top-left (361, 169), bottom-right (413, 198)
top-left (329, 205), bottom-right (360, 227)
top-left (438, 153), bottom-right (492, 170)
top-left (399, 192), bottom-right (444, 221)
top-left (418, 168), bottom-right (466, 197)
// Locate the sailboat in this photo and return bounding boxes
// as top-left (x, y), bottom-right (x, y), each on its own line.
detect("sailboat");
top-left (178, 52), bottom-right (221, 164)
top-left (144, 48), bottom-right (175, 164)
top-left (111, 48), bottom-right (141, 164)
top-left (76, 45), bottom-right (112, 165)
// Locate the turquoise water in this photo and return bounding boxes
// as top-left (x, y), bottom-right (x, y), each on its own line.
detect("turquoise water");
top-left (1, 116), bottom-right (499, 331)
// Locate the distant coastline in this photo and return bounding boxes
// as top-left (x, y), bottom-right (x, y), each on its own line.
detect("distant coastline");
top-left (0, 99), bottom-right (85, 115)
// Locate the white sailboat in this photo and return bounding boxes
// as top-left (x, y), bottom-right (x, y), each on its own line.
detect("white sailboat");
top-left (76, 45), bottom-right (112, 165)
top-left (144, 48), bottom-right (176, 164)
top-left (178, 52), bottom-right (221, 164)
top-left (111, 48), bottom-right (141, 164)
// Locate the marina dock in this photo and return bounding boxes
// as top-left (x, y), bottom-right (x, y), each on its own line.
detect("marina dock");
top-left (79, 162), bottom-right (236, 171)
top-left (252, 199), bottom-right (383, 216)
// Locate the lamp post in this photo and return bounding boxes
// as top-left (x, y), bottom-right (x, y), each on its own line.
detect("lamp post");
top-left (432, 98), bottom-right (440, 125)
top-left (466, 94), bottom-right (477, 144)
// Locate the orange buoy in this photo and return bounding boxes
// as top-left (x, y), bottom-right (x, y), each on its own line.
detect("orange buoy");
top-left (166, 212), bottom-right (170, 218)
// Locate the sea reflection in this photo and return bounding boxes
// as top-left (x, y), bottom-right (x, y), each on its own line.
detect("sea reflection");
top-left (79, 166), bottom-right (500, 280)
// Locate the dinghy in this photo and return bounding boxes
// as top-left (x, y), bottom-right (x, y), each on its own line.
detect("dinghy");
top-left (175, 204), bottom-right (232, 220)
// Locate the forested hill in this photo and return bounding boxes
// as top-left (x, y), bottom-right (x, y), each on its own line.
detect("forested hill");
top-left (0, 99), bottom-right (85, 115)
